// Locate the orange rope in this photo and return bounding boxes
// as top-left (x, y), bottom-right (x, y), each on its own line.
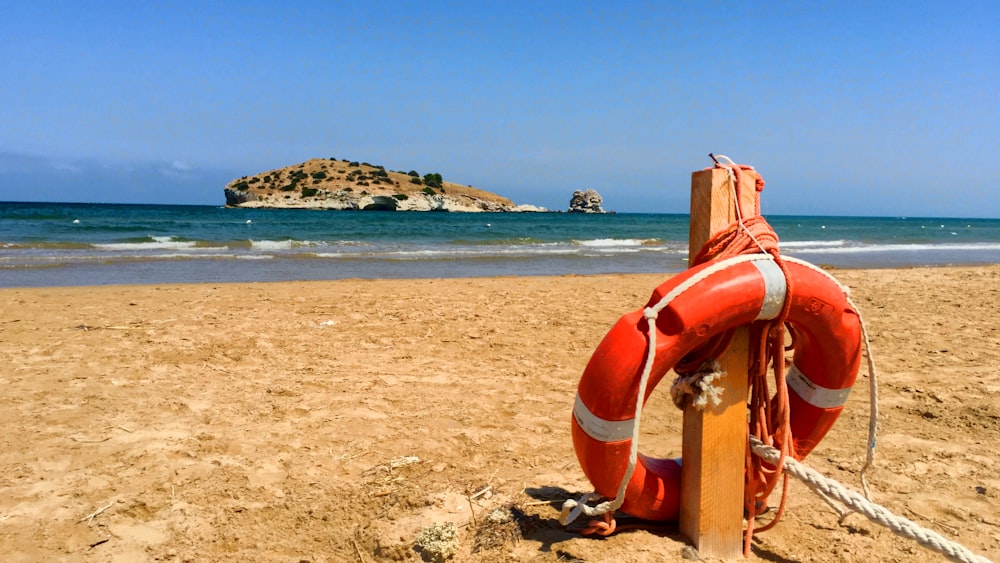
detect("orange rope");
top-left (582, 512), bottom-right (617, 536)
top-left (691, 162), bottom-right (794, 556)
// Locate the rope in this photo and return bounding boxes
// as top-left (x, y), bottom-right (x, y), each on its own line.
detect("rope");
top-left (669, 360), bottom-right (724, 410)
top-left (782, 256), bottom-right (881, 502)
top-left (750, 438), bottom-right (994, 563)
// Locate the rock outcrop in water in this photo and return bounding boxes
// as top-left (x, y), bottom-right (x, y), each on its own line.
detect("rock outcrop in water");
top-left (568, 189), bottom-right (606, 213)
top-left (224, 158), bottom-right (546, 212)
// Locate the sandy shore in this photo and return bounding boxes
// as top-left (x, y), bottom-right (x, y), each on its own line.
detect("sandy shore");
top-left (1, 266), bottom-right (998, 562)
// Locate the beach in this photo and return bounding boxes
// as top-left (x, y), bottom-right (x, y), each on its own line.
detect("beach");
top-left (1, 266), bottom-right (998, 562)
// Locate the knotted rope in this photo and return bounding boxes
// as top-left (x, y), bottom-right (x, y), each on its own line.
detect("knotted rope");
top-left (670, 360), bottom-right (724, 410)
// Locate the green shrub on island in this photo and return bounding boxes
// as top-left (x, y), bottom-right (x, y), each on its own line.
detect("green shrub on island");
top-left (410, 176), bottom-right (423, 185)
top-left (422, 187), bottom-right (437, 195)
top-left (301, 187), bottom-right (318, 197)
top-left (422, 173), bottom-right (443, 189)
top-left (393, 194), bottom-right (408, 200)
top-left (233, 181), bottom-right (250, 191)
top-left (280, 183), bottom-right (297, 191)
top-left (311, 171), bottom-right (327, 180)
top-left (408, 170), bottom-right (419, 177)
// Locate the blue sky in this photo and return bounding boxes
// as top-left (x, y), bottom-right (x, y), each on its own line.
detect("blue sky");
top-left (0, 1), bottom-right (997, 216)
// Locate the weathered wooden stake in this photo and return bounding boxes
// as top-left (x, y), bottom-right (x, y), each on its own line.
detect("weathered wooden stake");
top-left (679, 167), bottom-right (758, 558)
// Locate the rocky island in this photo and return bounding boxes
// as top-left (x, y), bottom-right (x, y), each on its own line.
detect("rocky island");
top-left (224, 158), bottom-right (545, 212)
top-left (567, 189), bottom-right (606, 213)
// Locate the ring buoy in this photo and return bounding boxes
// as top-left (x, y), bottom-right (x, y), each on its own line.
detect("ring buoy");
top-left (571, 254), bottom-right (862, 522)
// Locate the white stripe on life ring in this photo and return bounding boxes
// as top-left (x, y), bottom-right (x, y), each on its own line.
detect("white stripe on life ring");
top-left (753, 259), bottom-right (787, 321)
top-left (786, 364), bottom-right (852, 409)
top-left (573, 394), bottom-right (634, 443)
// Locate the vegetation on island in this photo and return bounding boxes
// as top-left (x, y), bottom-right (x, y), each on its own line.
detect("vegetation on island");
top-left (224, 157), bottom-right (520, 211)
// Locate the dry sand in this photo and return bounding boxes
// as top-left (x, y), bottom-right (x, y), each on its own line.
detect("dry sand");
top-left (1, 266), bottom-right (998, 562)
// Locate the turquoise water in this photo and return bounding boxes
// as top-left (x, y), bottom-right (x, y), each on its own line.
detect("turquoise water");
top-left (2, 201), bottom-right (999, 287)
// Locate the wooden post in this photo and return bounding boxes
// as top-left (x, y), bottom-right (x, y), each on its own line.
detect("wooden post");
top-left (679, 167), bottom-right (758, 558)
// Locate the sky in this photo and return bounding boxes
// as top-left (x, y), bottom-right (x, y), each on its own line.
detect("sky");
top-left (0, 1), bottom-right (997, 217)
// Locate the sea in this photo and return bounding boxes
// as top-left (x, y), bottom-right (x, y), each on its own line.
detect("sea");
top-left (2, 201), bottom-right (999, 288)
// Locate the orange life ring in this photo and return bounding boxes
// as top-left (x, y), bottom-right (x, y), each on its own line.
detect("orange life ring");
top-left (571, 255), bottom-right (862, 522)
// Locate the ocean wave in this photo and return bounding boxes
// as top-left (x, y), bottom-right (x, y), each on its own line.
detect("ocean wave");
top-left (785, 242), bottom-right (1000, 254)
top-left (457, 237), bottom-right (546, 246)
top-left (779, 240), bottom-right (848, 249)
top-left (93, 236), bottom-right (202, 251)
top-left (249, 239), bottom-right (303, 250)
top-left (576, 238), bottom-right (659, 247)
top-left (248, 239), bottom-right (368, 250)
top-left (314, 247), bottom-right (585, 260)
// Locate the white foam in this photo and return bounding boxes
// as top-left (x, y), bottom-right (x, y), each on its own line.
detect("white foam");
top-left (788, 242), bottom-right (1000, 254)
top-left (576, 238), bottom-right (655, 247)
top-left (249, 239), bottom-right (320, 250)
top-left (94, 236), bottom-right (198, 251)
top-left (780, 240), bottom-right (848, 249)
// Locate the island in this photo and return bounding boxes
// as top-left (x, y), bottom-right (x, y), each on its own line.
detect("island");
top-left (224, 158), bottom-right (546, 212)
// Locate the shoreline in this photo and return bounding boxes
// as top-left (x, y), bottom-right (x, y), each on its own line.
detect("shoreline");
top-left (5, 258), bottom-right (1000, 290)
top-left (2, 266), bottom-right (998, 561)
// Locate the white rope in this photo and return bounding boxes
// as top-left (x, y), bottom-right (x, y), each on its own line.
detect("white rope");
top-left (750, 438), bottom-right (993, 563)
top-left (670, 360), bottom-right (724, 410)
top-left (557, 301), bottom-right (663, 525)
top-left (560, 254), bottom-right (776, 526)
top-left (847, 291), bottom-right (879, 499)
top-left (782, 256), bottom-right (880, 500)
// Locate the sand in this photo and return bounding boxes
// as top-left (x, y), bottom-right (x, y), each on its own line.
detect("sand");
top-left (1, 266), bottom-right (998, 562)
